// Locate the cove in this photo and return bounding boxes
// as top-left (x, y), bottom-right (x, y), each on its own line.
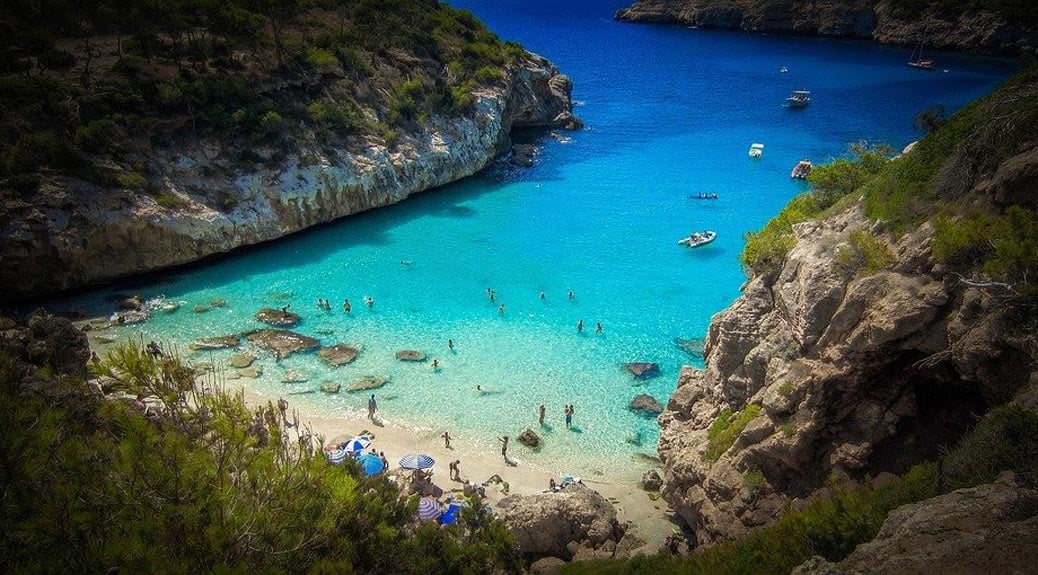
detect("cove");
top-left (49, 0), bottom-right (1014, 481)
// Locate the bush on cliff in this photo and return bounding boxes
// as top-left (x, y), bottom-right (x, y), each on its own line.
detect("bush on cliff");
top-left (0, 337), bottom-right (520, 573)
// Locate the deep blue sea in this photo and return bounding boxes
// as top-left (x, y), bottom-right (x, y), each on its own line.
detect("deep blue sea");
top-left (52, 0), bottom-right (1015, 480)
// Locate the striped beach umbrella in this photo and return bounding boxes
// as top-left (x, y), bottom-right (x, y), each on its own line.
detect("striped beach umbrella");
top-left (340, 435), bottom-right (372, 455)
top-left (417, 496), bottom-right (442, 522)
top-left (398, 453), bottom-right (435, 470)
top-left (325, 448), bottom-right (346, 465)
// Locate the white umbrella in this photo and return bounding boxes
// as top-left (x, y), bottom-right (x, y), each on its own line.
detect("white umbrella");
top-left (417, 496), bottom-right (442, 522)
top-left (340, 435), bottom-right (372, 455)
top-left (399, 453), bottom-right (435, 470)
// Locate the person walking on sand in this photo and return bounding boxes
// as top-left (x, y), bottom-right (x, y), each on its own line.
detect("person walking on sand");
top-left (278, 397), bottom-right (288, 420)
top-left (343, 299), bottom-right (351, 313)
top-left (538, 403), bottom-right (546, 426)
top-left (442, 430), bottom-right (452, 449)
top-left (449, 459), bottom-right (461, 481)
top-left (499, 435), bottom-right (509, 460)
top-left (577, 319), bottom-right (584, 332)
top-left (368, 394), bottom-right (378, 420)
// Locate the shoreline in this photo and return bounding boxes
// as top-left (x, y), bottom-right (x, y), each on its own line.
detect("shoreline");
top-left (240, 384), bottom-right (676, 552)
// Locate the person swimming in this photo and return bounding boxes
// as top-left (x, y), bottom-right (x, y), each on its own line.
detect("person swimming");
top-left (364, 296), bottom-right (374, 308)
top-left (540, 291), bottom-right (546, 300)
top-left (448, 339), bottom-right (454, 351)
top-left (432, 359), bottom-right (439, 370)
top-left (498, 304), bottom-right (505, 315)
top-left (577, 319), bottom-right (583, 332)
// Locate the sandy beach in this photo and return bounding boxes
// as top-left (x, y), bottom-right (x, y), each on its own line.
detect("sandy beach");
top-left (242, 386), bottom-right (676, 552)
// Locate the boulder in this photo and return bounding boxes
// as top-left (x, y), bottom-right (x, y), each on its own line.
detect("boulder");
top-left (529, 556), bottom-right (566, 575)
top-left (244, 329), bottom-right (319, 360)
top-left (793, 479), bottom-right (1038, 575)
top-left (229, 354), bottom-right (254, 368)
top-left (281, 370), bottom-right (307, 383)
top-left (517, 428), bottom-right (542, 448)
top-left (511, 144), bottom-right (538, 167)
top-left (189, 335), bottom-right (240, 350)
top-left (395, 350), bottom-right (427, 362)
top-left (254, 308), bottom-right (300, 327)
top-left (239, 366), bottom-right (263, 379)
top-left (320, 382), bottom-right (341, 394)
top-left (640, 469), bottom-right (663, 491)
top-left (495, 484), bottom-right (623, 558)
top-left (118, 295), bottom-right (143, 311)
top-left (629, 394), bottom-right (663, 415)
top-left (348, 376), bottom-right (389, 392)
top-left (623, 362), bottom-right (660, 378)
top-left (25, 311), bottom-right (91, 378)
top-left (318, 344), bottom-right (359, 366)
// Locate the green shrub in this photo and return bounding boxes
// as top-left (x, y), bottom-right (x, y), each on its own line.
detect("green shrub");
top-left (306, 47), bottom-right (340, 72)
top-left (840, 230), bottom-right (896, 276)
top-left (37, 48), bottom-right (75, 70)
top-left (740, 194), bottom-right (820, 278)
top-left (117, 171), bottom-right (148, 191)
top-left (74, 118), bottom-right (122, 152)
top-left (943, 404), bottom-right (1038, 489)
top-left (474, 65), bottom-right (505, 84)
top-left (703, 404), bottom-right (762, 462)
top-left (3, 131), bottom-right (78, 174)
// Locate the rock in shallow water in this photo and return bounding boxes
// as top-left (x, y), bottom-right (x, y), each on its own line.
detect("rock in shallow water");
top-left (623, 362), bottom-right (660, 378)
top-left (629, 394), bottom-right (663, 415)
top-left (244, 329), bottom-right (319, 360)
top-left (190, 335), bottom-right (240, 350)
top-left (229, 354), bottom-right (254, 368)
top-left (254, 308), bottom-right (301, 327)
top-left (318, 344), bottom-right (359, 366)
top-left (395, 350), bottom-right (426, 362)
top-left (517, 428), bottom-right (542, 448)
top-left (320, 382), bottom-right (341, 394)
top-left (348, 376), bottom-right (389, 392)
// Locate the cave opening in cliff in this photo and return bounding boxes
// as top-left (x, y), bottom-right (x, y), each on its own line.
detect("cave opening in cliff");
top-left (866, 354), bottom-right (988, 476)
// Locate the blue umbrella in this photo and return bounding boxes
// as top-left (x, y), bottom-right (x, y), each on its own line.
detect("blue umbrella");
top-left (340, 435), bottom-right (372, 455)
top-left (417, 496), bottom-right (442, 522)
top-left (398, 453), bottom-right (435, 470)
top-left (356, 452), bottom-right (385, 476)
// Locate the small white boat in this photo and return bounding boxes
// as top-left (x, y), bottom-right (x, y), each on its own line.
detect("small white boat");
top-left (678, 230), bottom-right (717, 248)
top-left (748, 143), bottom-right (764, 158)
top-left (786, 90), bottom-right (810, 108)
top-left (780, 66), bottom-right (789, 73)
top-left (791, 159), bottom-right (813, 179)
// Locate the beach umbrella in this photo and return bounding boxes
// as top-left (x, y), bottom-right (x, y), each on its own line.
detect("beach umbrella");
top-left (340, 435), bottom-right (372, 455)
top-left (398, 453), bottom-right (435, 470)
top-left (417, 496), bottom-right (442, 522)
top-left (356, 452), bottom-right (385, 476)
top-left (325, 448), bottom-right (346, 465)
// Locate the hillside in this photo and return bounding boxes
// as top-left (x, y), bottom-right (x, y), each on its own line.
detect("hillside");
top-left (615, 0), bottom-right (1038, 54)
top-left (0, 0), bottom-right (579, 301)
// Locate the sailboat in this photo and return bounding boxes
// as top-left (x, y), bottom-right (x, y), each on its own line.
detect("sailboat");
top-left (908, 39), bottom-right (935, 71)
top-left (785, 76), bottom-right (810, 108)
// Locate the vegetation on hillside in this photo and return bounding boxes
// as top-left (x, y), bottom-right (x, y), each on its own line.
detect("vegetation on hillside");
top-left (0, 337), bottom-right (519, 573)
top-left (888, 0), bottom-right (1038, 28)
top-left (0, 0), bottom-right (528, 201)
top-left (560, 403), bottom-right (1038, 575)
top-left (741, 68), bottom-right (1038, 301)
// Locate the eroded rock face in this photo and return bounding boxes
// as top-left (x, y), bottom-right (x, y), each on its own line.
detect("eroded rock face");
top-left (657, 203), bottom-right (1036, 547)
top-left (793, 478), bottom-right (1038, 575)
top-left (0, 54), bottom-right (579, 302)
top-left (615, 0), bottom-right (1037, 55)
top-left (495, 484), bottom-right (625, 559)
top-left (244, 329), bottom-right (319, 360)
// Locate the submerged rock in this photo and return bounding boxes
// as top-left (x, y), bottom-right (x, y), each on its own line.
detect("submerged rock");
top-left (254, 308), bottom-right (301, 327)
top-left (630, 394), bottom-right (663, 415)
top-left (190, 335), bottom-right (240, 350)
top-left (674, 337), bottom-right (705, 358)
top-left (239, 366), bottom-right (263, 379)
top-left (244, 329), bottom-right (319, 360)
top-left (511, 144), bottom-right (538, 167)
top-left (623, 362), bottom-right (660, 378)
top-left (318, 344), bottom-right (359, 366)
top-left (320, 382), bottom-right (342, 394)
top-left (193, 304), bottom-right (212, 314)
top-left (347, 376), bottom-right (389, 392)
top-left (517, 428), bottom-right (542, 448)
top-left (395, 350), bottom-right (427, 362)
top-left (229, 354), bottom-right (255, 368)
top-left (281, 370), bottom-right (307, 383)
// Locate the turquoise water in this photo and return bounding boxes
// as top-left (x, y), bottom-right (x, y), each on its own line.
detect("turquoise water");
top-left (51, 1), bottom-right (1014, 480)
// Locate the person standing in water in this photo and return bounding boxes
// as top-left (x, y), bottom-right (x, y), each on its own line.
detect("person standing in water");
top-left (432, 359), bottom-right (439, 370)
top-left (448, 339), bottom-right (454, 352)
top-left (368, 394), bottom-right (378, 420)
top-left (577, 319), bottom-right (584, 332)
top-left (540, 291), bottom-right (546, 300)
top-left (364, 296), bottom-right (374, 308)
top-left (538, 403), bottom-right (546, 426)
top-left (565, 405), bottom-right (573, 429)
top-left (498, 304), bottom-right (505, 315)
top-left (499, 435), bottom-right (509, 460)
top-left (343, 299), bottom-right (351, 313)
top-left (568, 290), bottom-right (574, 300)
top-left (596, 322), bottom-right (603, 334)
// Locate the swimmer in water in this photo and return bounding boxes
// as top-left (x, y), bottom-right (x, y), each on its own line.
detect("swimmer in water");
top-left (432, 359), bottom-right (439, 370)
top-left (498, 304), bottom-right (505, 315)
top-left (364, 296), bottom-right (374, 308)
top-left (568, 290), bottom-right (574, 300)
top-left (343, 299), bottom-right (351, 313)
top-left (540, 291), bottom-right (545, 300)
top-left (577, 319), bottom-right (584, 332)
top-left (596, 322), bottom-right (602, 334)
top-left (448, 339), bottom-right (454, 351)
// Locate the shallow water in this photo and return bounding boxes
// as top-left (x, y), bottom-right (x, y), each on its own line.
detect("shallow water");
top-left (50, 1), bottom-right (1015, 481)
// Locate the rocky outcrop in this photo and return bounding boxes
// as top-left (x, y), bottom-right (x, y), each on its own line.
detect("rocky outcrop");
top-left (317, 344), bottom-right (359, 366)
top-left (657, 202), bottom-right (1036, 547)
top-left (254, 309), bottom-right (300, 327)
top-left (244, 329), bottom-right (319, 360)
top-left (0, 54), bottom-right (578, 302)
top-left (495, 484), bottom-right (627, 560)
top-left (630, 394), bottom-right (663, 415)
top-left (794, 477), bottom-right (1038, 574)
top-left (615, 1), bottom-right (1037, 55)
top-left (517, 428), bottom-right (543, 448)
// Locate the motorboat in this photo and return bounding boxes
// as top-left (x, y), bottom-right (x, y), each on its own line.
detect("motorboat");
top-left (780, 66), bottom-right (789, 73)
top-left (688, 192), bottom-right (719, 200)
top-left (786, 89), bottom-right (810, 108)
top-left (791, 159), bottom-right (813, 179)
top-left (908, 40), bottom-right (935, 70)
top-left (678, 230), bottom-right (717, 248)
top-left (748, 143), bottom-right (764, 158)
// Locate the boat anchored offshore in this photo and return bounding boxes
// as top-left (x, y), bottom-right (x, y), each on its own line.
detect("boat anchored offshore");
top-left (678, 230), bottom-right (717, 248)
top-left (791, 159), bottom-right (813, 179)
top-left (748, 143), bottom-right (764, 158)
top-left (786, 89), bottom-right (810, 108)
top-left (908, 40), bottom-right (935, 71)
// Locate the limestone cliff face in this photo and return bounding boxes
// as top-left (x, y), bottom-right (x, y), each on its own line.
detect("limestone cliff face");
top-left (0, 54), bottom-right (578, 302)
top-left (657, 199), bottom-right (1037, 546)
top-left (616, 0), bottom-right (1037, 55)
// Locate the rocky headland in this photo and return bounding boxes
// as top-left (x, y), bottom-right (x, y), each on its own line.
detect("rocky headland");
top-left (615, 0), bottom-right (1038, 54)
top-left (653, 68), bottom-right (1038, 556)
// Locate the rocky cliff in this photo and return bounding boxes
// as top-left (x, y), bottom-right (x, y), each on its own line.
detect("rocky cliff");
top-left (657, 189), bottom-right (1036, 546)
top-left (0, 54), bottom-right (577, 302)
top-left (616, 0), bottom-right (1038, 54)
